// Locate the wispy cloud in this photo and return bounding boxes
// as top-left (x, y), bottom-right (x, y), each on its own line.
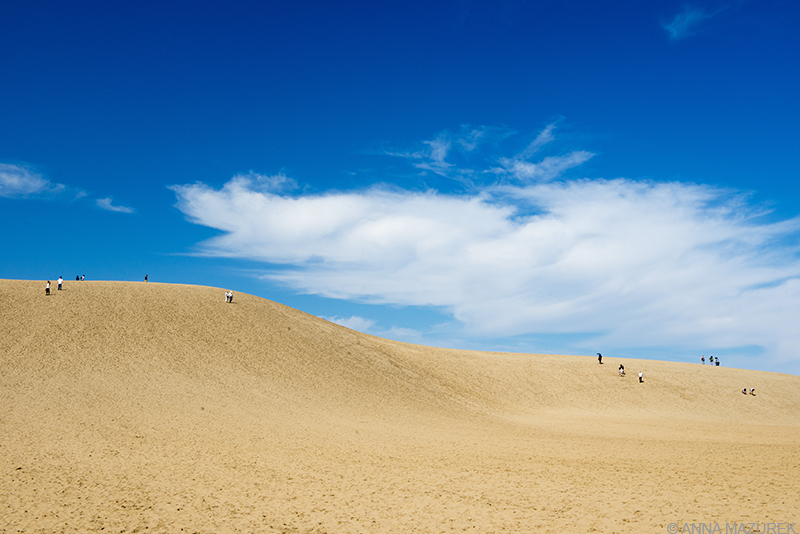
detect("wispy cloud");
top-left (417, 134), bottom-right (453, 176)
top-left (490, 123), bottom-right (594, 183)
top-left (517, 123), bottom-right (556, 160)
top-left (0, 163), bottom-right (128, 210)
top-left (324, 315), bottom-right (376, 332)
top-left (498, 151), bottom-right (595, 183)
top-left (322, 315), bottom-right (428, 344)
top-left (663, 5), bottom-right (724, 41)
top-left (0, 163), bottom-right (65, 198)
top-left (386, 125), bottom-right (510, 183)
top-left (96, 197), bottom-right (135, 214)
top-left (171, 128), bottom-right (800, 373)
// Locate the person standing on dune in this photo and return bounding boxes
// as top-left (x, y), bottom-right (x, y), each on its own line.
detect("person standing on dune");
top-left (597, 353), bottom-right (603, 364)
top-left (45, 281), bottom-right (50, 295)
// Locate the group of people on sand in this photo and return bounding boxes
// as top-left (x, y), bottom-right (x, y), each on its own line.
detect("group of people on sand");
top-left (225, 290), bottom-right (234, 303)
top-left (598, 353), bottom-right (756, 394)
top-left (598, 354), bottom-right (644, 383)
top-left (45, 276), bottom-right (64, 295)
top-left (46, 275), bottom-right (89, 294)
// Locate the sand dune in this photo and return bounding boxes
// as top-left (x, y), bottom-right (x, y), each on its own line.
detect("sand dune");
top-left (1, 279), bottom-right (798, 533)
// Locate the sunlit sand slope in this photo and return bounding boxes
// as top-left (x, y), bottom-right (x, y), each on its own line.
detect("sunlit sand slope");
top-left (1, 279), bottom-right (798, 533)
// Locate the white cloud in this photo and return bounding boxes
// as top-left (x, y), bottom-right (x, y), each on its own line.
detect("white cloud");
top-left (170, 131), bottom-right (800, 373)
top-left (324, 315), bottom-right (376, 332)
top-left (498, 151), bottom-right (594, 183)
top-left (0, 163), bottom-right (65, 197)
top-left (517, 123), bottom-right (556, 160)
top-left (492, 123), bottom-right (594, 182)
top-left (387, 126), bottom-right (506, 181)
top-left (321, 315), bottom-right (428, 345)
top-left (172, 175), bottom-right (800, 367)
top-left (96, 197), bottom-right (135, 214)
top-left (663, 5), bottom-right (722, 41)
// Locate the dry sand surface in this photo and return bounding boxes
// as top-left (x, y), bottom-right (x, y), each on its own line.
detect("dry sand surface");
top-left (1, 279), bottom-right (799, 533)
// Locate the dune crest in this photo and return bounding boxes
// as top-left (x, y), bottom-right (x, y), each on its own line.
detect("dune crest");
top-left (2, 279), bottom-right (798, 533)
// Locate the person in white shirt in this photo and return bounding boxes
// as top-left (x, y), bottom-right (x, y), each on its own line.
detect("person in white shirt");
top-left (57, 276), bottom-right (63, 290)
top-left (45, 281), bottom-right (50, 295)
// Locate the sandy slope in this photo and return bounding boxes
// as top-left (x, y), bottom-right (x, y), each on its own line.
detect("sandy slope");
top-left (1, 279), bottom-right (798, 533)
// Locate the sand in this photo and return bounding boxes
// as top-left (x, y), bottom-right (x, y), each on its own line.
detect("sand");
top-left (1, 279), bottom-right (798, 533)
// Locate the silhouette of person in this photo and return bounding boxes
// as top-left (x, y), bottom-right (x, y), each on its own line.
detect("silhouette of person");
top-left (597, 353), bottom-right (603, 364)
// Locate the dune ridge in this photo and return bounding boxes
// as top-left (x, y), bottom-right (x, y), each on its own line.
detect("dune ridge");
top-left (1, 279), bottom-right (798, 533)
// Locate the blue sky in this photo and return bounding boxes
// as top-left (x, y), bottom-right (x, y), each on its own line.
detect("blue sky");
top-left (2, 1), bottom-right (799, 374)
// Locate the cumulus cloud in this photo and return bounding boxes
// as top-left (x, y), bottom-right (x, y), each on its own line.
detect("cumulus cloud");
top-left (0, 163), bottom-right (65, 197)
top-left (96, 197), bottom-right (135, 214)
top-left (663, 5), bottom-right (722, 41)
top-left (170, 129), bottom-right (800, 373)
